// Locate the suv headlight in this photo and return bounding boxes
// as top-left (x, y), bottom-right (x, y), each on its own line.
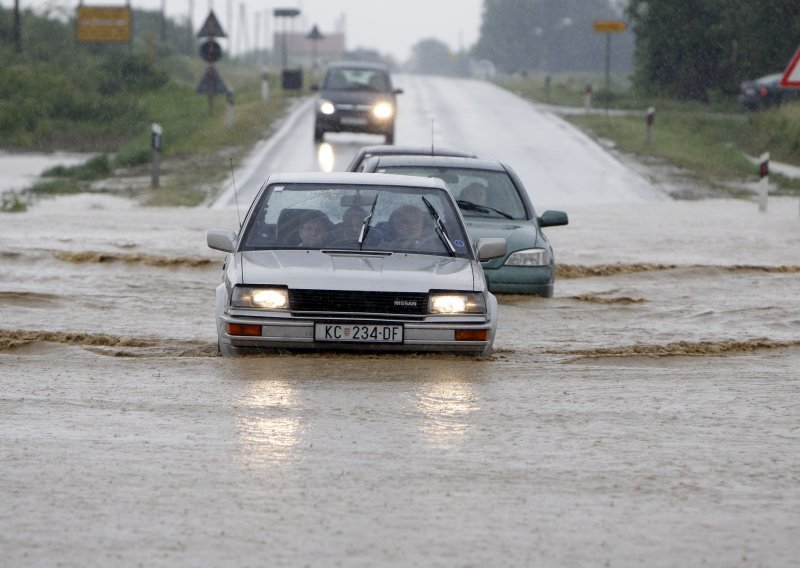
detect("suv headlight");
top-left (429, 292), bottom-right (486, 314)
top-left (504, 248), bottom-right (549, 266)
top-left (231, 286), bottom-right (289, 309)
top-left (372, 101), bottom-right (394, 119)
top-left (319, 100), bottom-right (335, 115)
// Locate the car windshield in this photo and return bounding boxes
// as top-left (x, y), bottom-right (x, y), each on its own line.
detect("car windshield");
top-left (323, 68), bottom-right (390, 91)
top-left (240, 183), bottom-right (471, 258)
top-left (375, 166), bottom-right (528, 220)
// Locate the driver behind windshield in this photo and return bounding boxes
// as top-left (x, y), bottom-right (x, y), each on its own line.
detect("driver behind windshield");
top-left (386, 205), bottom-right (438, 250)
top-left (460, 182), bottom-right (488, 205)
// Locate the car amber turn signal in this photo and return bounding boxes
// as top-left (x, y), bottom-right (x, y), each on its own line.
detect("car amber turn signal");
top-left (455, 329), bottom-right (488, 341)
top-left (227, 323), bottom-right (262, 336)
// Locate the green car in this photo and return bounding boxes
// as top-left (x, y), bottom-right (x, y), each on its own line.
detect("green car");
top-left (361, 155), bottom-right (568, 297)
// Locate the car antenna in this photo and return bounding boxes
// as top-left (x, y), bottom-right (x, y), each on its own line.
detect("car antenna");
top-left (430, 119), bottom-right (435, 155)
top-left (229, 157), bottom-right (242, 229)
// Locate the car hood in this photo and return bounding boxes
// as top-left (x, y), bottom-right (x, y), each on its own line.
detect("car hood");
top-left (239, 250), bottom-right (479, 292)
top-left (464, 218), bottom-right (547, 267)
top-left (319, 90), bottom-right (393, 105)
top-left (465, 218), bottom-right (541, 248)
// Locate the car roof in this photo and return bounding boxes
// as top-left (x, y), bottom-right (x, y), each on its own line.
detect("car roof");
top-left (357, 145), bottom-right (476, 158)
top-left (324, 61), bottom-right (390, 71)
top-left (264, 171), bottom-right (449, 191)
top-left (368, 155), bottom-right (508, 172)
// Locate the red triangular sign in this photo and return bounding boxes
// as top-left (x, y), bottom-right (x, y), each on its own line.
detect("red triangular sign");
top-left (197, 11), bottom-right (227, 38)
top-left (780, 46), bottom-right (800, 88)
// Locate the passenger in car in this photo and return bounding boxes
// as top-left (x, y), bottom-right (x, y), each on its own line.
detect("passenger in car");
top-left (386, 205), bottom-right (437, 250)
top-left (460, 182), bottom-right (489, 205)
top-left (298, 212), bottom-right (334, 247)
top-left (331, 206), bottom-right (385, 247)
top-left (336, 206), bottom-right (368, 240)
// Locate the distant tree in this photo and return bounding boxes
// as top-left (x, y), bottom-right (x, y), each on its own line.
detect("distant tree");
top-left (472, 0), bottom-right (632, 74)
top-left (408, 38), bottom-right (460, 76)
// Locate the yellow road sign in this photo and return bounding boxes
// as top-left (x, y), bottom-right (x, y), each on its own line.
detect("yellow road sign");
top-left (593, 20), bottom-right (626, 33)
top-left (77, 6), bottom-right (132, 43)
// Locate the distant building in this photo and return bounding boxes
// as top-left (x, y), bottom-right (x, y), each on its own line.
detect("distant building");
top-left (273, 31), bottom-right (346, 69)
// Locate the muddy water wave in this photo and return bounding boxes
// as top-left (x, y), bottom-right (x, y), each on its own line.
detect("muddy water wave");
top-left (556, 263), bottom-right (800, 279)
top-left (547, 338), bottom-right (800, 358)
top-left (0, 330), bottom-right (216, 357)
top-left (0, 291), bottom-right (61, 306)
top-left (54, 251), bottom-right (215, 268)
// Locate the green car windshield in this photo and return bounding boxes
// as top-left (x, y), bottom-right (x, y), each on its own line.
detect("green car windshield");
top-left (375, 166), bottom-right (528, 220)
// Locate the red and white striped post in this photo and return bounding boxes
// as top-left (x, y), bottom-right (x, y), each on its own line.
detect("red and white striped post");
top-left (758, 152), bottom-right (769, 212)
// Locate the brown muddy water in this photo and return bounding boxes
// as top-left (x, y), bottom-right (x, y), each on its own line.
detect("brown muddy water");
top-left (1, 194), bottom-right (799, 566)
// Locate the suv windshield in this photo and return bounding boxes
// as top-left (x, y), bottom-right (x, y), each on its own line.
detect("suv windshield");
top-left (323, 68), bottom-right (391, 92)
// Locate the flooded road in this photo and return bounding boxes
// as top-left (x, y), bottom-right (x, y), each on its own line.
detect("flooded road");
top-left (3, 75), bottom-right (800, 566)
top-left (2, 191), bottom-right (799, 566)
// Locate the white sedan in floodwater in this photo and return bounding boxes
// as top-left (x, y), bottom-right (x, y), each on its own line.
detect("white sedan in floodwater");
top-left (207, 172), bottom-right (506, 356)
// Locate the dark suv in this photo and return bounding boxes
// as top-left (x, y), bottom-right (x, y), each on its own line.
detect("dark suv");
top-left (312, 62), bottom-right (403, 144)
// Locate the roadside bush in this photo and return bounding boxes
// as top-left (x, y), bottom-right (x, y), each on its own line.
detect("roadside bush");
top-left (42, 154), bottom-right (111, 180)
top-left (98, 53), bottom-right (169, 95)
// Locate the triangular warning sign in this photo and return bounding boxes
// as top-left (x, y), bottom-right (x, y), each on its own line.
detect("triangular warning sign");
top-left (780, 47), bottom-right (800, 88)
top-left (197, 11), bottom-right (227, 38)
top-left (196, 66), bottom-right (229, 94)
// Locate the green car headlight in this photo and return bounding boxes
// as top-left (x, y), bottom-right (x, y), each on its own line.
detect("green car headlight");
top-left (372, 101), bottom-right (394, 119)
top-left (504, 248), bottom-right (549, 266)
top-left (231, 286), bottom-right (289, 310)
top-left (429, 292), bottom-right (486, 314)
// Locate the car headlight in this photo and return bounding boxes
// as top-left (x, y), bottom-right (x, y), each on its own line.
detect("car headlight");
top-left (504, 248), bottom-right (550, 266)
top-left (372, 101), bottom-right (394, 119)
top-left (231, 286), bottom-right (289, 309)
top-left (429, 292), bottom-right (486, 314)
top-left (319, 100), bottom-right (335, 115)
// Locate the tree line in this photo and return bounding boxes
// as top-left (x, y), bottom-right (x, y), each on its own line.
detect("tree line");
top-left (626, 0), bottom-right (800, 99)
top-left (471, 0), bottom-right (800, 100)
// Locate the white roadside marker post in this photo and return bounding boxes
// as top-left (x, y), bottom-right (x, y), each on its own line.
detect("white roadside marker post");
top-left (151, 123), bottom-right (162, 189)
top-left (226, 90), bottom-right (234, 129)
top-left (758, 152), bottom-right (769, 213)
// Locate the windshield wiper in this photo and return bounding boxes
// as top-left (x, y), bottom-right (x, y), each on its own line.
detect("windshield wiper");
top-left (421, 196), bottom-right (456, 256)
top-left (358, 194), bottom-right (379, 249)
top-left (456, 199), bottom-right (513, 219)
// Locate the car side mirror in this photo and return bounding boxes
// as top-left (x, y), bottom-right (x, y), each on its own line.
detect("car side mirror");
top-left (475, 237), bottom-right (506, 261)
top-left (207, 229), bottom-right (237, 252)
top-left (538, 210), bottom-right (568, 228)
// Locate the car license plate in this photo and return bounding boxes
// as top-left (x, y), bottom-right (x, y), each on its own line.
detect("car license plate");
top-left (315, 323), bottom-right (403, 343)
top-left (340, 117), bottom-right (368, 126)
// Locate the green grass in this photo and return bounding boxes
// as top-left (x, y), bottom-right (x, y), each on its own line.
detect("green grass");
top-left (498, 74), bottom-right (800, 196)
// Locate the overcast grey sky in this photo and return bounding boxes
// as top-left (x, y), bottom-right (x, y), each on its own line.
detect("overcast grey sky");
top-left (8, 0), bottom-right (485, 61)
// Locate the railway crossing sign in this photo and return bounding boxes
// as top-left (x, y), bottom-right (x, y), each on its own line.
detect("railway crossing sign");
top-left (780, 47), bottom-right (800, 88)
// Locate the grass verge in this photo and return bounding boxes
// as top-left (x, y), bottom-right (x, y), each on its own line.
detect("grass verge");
top-left (498, 74), bottom-right (800, 197)
top-left (8, 59), bottom-right (298, 209)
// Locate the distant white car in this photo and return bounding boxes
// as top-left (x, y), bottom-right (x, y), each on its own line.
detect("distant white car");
top-left (207, 172), bottom-right (506, 356)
